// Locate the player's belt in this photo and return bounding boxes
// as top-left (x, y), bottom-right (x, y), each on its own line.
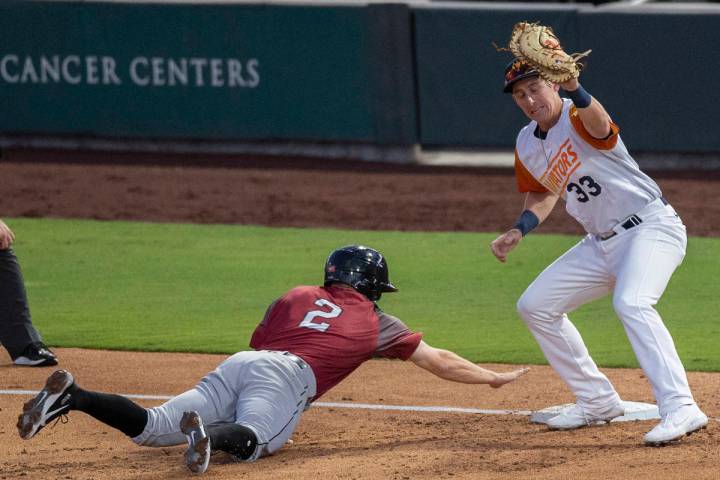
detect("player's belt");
top-left (598, 197), bottom-right (670, 241)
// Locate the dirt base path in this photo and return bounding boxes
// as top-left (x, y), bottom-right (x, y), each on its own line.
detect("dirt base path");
top-left (1, 349), bottom-right (718, 480)
top-left (1, 149), bottom-right (720, 236)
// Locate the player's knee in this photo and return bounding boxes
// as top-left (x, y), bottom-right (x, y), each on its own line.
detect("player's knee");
top-left (612, 293), bottom-right (654, 318)
top-left (516, 289), bottom-right (544, 321)
top-left (208, 423), bottom-right (259, 461)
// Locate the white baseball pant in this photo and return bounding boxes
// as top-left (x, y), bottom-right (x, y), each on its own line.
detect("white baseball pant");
top-left (517, 199), bottom-right (695, 417)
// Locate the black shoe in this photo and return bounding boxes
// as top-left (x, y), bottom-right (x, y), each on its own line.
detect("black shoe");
top-left (17, 369), bottom-right (74, 439)
top-left (14, 342), bottom-right (58, 367)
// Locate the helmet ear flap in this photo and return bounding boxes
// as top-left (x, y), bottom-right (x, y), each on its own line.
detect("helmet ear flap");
top-left (354, 277), bottom-right (381, 301)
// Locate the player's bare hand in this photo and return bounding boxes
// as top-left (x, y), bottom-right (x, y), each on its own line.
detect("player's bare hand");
top-left (490, 229), bottom-right (522, 262)
top-left (489, 367), bottom-right (530, 389)
top-left (0, 220), bottom-right (15, 250)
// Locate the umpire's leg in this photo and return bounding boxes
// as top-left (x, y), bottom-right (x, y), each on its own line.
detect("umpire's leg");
top-left (0, 249), bottom-right (43, 359)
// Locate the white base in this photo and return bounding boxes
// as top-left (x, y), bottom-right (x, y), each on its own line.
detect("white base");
top-left (531, 401), bottom-right (660, 425)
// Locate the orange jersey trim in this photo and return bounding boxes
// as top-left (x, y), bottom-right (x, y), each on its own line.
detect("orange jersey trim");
top-left (539, 138), bottom-right (571, 183)
top-left (569, 105), bottom-right (619, 150)
top-left (514, 149), bottom-right (548, 193)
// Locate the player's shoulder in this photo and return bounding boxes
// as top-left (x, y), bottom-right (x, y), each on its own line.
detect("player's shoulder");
top-left (515, 122), bottom-right (537, 163)
top-left (283, 284), bottom-right (371, 306)
top-left (324, 284), bottom-right (374, 305)
top-left (281, 285), bottom-right (325, 301)
top-left (516, 121), bottom-right (536, 146)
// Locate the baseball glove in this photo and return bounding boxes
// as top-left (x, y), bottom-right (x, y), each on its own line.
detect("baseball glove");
top-left (498, 22), bottom-right (591, 83)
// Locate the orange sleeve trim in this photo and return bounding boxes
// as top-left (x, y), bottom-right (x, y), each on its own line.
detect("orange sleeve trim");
top-left (514, 150), bottom-right (548, 193)
top-left (569, 105), bottom-right (619, 150)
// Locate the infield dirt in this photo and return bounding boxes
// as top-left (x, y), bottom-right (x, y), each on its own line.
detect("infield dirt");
top-left (0, 149), bottom-right (718, 479)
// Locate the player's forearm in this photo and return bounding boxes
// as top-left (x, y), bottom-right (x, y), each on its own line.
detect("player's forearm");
top-left (429, 349), bottom-right (499, 385)
top-left (523, 191), bottom-right (559, 224)
top-left (564, 83), bottom-right (612, 139)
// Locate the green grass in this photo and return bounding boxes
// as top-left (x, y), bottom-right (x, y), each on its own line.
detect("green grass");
top-left (8, 218), bottom-right (720, 371)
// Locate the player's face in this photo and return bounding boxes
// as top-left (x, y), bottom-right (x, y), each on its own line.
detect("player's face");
top-left (511, 78), bottom-right (562, 129)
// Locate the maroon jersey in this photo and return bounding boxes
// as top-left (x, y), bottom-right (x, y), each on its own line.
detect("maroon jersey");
top-left (249, 284), bottom-right (422, 399)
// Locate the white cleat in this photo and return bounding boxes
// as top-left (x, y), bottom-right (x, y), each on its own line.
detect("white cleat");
top-left (180, 411), bottom-right (211, 474)
top-left (644, 404), bottom-right (708, 446)
top-left (546, 403), bottom-right (625, 430)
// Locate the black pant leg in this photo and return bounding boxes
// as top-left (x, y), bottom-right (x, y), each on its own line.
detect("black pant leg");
top-left (69, 385), bottom-right (149, 438)
top-left (0, 249), bottom-right (42, 359)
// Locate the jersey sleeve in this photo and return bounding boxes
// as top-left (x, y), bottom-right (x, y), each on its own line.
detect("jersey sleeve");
top-left (514, 150), bottom-right (548, 193)
top-left (569, 106), bottom-right (620, 150)
top-left (374, 310), bottom-right (423, 360)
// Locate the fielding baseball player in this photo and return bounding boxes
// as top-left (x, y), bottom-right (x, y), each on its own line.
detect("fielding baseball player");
top-left (491, 54), bottom-right (708, 445)
top-left (0, 219), bottom-right (58, 367)
top-left (18, 245), bottom-right (528, 474)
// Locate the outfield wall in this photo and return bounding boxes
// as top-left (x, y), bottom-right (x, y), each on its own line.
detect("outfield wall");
top-left (0, 1), bottom-right (416, 145)
top-left (1, 1), bottom-right (718, 157)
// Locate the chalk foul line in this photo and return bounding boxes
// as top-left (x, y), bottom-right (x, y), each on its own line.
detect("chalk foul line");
top-left (2, 389), bottom-right (717, 422)
top-left (0, 389), bottom-right (530, 415)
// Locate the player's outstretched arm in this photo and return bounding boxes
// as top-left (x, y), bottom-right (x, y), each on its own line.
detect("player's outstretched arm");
top-left (409, 341), bottom-right (529, 388)
top-left (490, 191), bottom-right (559, 262)
top-left (559, 78), bottom-right (612, 140)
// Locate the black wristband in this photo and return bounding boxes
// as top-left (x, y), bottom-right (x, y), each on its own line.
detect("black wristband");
top-left (564, 84), bottom-right (592, 108)
top-left (513, 210), bottom-right (539, 236)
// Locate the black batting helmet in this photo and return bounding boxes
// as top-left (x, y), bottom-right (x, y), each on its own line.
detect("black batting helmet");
top-left (324, 245), bottom-right (398, 302)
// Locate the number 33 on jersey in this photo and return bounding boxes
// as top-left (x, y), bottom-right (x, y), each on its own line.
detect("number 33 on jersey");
top-left (513, 99), bottom-right (663, 235)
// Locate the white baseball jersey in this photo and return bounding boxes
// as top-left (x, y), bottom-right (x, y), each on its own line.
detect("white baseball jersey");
top-left (514, 99), bottom-right (662, 235)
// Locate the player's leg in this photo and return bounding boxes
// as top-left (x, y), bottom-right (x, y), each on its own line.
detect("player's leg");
top-left (18, 352), bottom-right (256, 448)
top-left (134, 351), bottom-right (265, 447)
top-left (0, 249), bottom-right (57, 366)
top-left (18, 369), bottom-right (147, 440)
top-left (137, 350), bottom-right (304, 474)
top-left (230, 352), bottom-right (317, 461)
top-left (176, 351), bottom-right (315, 473)
top-left (179, 412), bottom-right (257, 474)
top-left (609, 217), bottom-right (707, 443)
top-left (517, 235), bottom-right (622, 424)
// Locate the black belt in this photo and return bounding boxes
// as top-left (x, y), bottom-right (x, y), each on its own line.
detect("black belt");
top-left (600, 196), bottom-right (669, 241)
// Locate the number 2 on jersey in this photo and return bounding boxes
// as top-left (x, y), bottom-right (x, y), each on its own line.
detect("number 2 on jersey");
top-left (299, 299), bottom-right (343, 332)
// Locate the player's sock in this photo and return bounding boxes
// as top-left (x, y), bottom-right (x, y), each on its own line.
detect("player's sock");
top-left (68, 385), bottom-right (148, 437)
top-left (206, 423), bottom-right (258, 460)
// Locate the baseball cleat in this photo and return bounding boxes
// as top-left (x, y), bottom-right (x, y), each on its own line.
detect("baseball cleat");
top-left (17, 369), bottom-right (74, 440)
top-left (546, 403), bottom-right (625, 430)
top-left (644, 404), bottom-right (708, 446)
top-left (13, 342), bottom-right (58, 367)
top-left (180, 411), bottom-right (211, 475)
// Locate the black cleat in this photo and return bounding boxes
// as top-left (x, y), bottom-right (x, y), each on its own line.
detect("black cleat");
top-left (14, 342), bottom-right (58, 367)
top-left (17, 369), bottom-right (74, 439)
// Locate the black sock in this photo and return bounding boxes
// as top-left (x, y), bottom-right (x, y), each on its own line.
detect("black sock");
top-left (68, 385), bottom-right (148, 438)
top-left (207, 423), bottom-right (258, 460)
